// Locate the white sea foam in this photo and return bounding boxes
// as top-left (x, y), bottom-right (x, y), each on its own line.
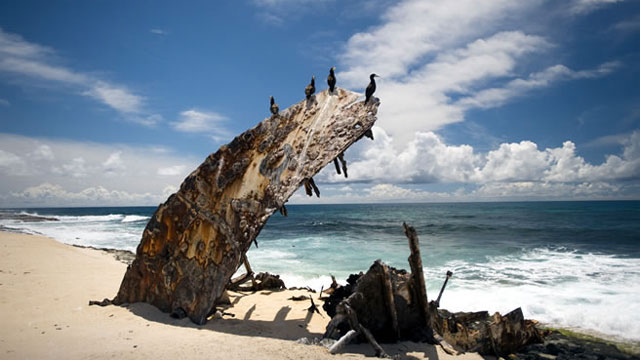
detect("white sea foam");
top-left (3, 209), bottom-right (639, 342)
top-left (54, 214), bottom-right (125, 222)
top-left (0, 212), bottom-right (142, 252)
top-left (425, 248), bottom-right (640, 342)
top-left (121, 215), bottom-right (150, 223)
top-left (279, 273), bottom-right (338, 291)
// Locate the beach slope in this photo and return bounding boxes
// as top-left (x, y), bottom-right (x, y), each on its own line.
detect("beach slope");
top-left (0, 231), bottom-right (484, 359)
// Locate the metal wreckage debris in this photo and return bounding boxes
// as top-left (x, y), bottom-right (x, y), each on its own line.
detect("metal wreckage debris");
top-left (94, 83), bottom-right (545, 357)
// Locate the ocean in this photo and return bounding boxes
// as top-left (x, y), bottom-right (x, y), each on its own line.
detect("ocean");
top-left (1, 201), bottom-right (639, 342)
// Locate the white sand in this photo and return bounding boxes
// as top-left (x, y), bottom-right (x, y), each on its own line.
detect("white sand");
top-left (0, 231), bottom-right (488, 359)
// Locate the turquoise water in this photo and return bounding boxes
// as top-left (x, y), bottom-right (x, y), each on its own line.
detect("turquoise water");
top-left (1, 201), bottom-right (639, 341)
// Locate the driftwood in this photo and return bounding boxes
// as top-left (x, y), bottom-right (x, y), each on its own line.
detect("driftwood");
top-left (328, 329), bottom-right (358, 354)
top-left (323, 224), bottom-right (547, 357)
top-left (228, 255), bottom-right (256, 290)
top-left (112, 88), bottom-right (379, 324)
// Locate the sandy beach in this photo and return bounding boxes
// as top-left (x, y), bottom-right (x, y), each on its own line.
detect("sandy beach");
top-left (0, 231), bottom-right (486, 360)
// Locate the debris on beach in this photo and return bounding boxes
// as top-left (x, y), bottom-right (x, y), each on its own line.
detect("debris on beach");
top-left (321, 223), bottom-right (547, 358)
top-left (111, 87), bottom-right (379, 325)
top-left (229, 271), bottom-right (286, 292)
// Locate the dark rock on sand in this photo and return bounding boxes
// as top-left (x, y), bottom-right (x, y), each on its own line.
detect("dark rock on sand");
top-left (515, 331), bottom-right (640, 360)
top-left (71, 245), bottom-right (135, 265)
top-left (0, 212), bottom-right (58, 222)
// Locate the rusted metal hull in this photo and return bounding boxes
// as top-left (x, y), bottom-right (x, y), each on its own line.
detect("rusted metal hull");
top-left (113, 89), bottom-right (379, 324)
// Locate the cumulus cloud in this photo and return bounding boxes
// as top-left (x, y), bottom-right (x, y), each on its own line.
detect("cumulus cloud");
top-left (0, 133), bottom-right (200, 207)
top-left (9, 183), bottom-right (159, 207)
top-left (321, 127), bottom-right (640, 188)
top-left (0, 28), bottom-right (161, 126)
top-left (288, 183), bottom-right (458, 204)
top-left (53, 157), bottom-right (89, 178)
top-left (28, 144), bottom-right (54, 161)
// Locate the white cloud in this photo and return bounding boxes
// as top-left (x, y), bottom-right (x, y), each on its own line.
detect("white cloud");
top-left (172, 109), bottom-right (233, 142)
top-left (323, 127), bottom-right (480, 183)
top-left (157, 165), bottom-right (186, 176)
top-left (0, 133), bottom-right (200, 206)
top-left (102, 151), bottom-right (125, 175)
top-left (8, 183), bottom-right (159, 207)
top-left (53, 157), bottom-right (88, 178)
top-left (471, 181), bottom-right (625, 200)
top-left (0, 28), bottom-right (160, 126)
top-left (0, 29), bottom-right (52, 58)
top-left (83, 81), bottom-right (144, 113)
top-left (28, 144), bottom-right (54, 161)
top-left (338, 1), bottom-right (540, 87)
top-left (612, 14), bottom-right (640, 32)
top-left (150, 28), bottom-right (168, 35)
top-left (322, 127), bottom-right (640, 188)
top-left (288, 183), bottom-right (458, 204)
top-left (457, 62), bottom-right (619, 110)
top-left (570, 0), bottom-right (623, 14)
top-left (162, 185), bottom-right (178, 198)
top-left (252, 0), bottom-right (335, 24)
top-left (336, 1), bottom-right (620, 146)
top-left (173, 109), bottom-right (226, 132)
top-left (0, 56), bottom-right (88, 84)
top-left (0, 149), bottom-right (27, 176)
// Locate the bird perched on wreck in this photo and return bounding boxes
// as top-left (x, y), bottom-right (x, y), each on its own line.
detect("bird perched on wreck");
top-left (305, 76), bottom-right (315, 100)
top-left (365, 73), bottom-right (379, 104)
top-left (270, 96), bottom-right (279, 115)
top-left (327, 67), bottom-right (336, 93)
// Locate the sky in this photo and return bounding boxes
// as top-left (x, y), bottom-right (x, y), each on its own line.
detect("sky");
top-left (0, 0), bottom-right (639, 207)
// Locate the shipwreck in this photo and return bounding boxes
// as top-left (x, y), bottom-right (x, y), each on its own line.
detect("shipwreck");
top-left (107, 83), bottom-right (546, 357)
top-left (112, 88), bottom-right (379, 324)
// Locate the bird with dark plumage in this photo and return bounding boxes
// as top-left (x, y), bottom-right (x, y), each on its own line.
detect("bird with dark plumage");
top-left (327, 67), bottom-right (336, 93)
top-left (270, 96), bottom-right (279, 115)
top-left (365, 73), bottom-right (379, 104)
top-left (305, 76), bottom-right (315, 100)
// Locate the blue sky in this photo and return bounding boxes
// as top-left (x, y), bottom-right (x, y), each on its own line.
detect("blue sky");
top-left (0, 0), bottom-right (639, 206)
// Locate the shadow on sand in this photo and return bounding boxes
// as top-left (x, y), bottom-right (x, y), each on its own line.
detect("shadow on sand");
top-left (120, 290), bottom-right (495, 360)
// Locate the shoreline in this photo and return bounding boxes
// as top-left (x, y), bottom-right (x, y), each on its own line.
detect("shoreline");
top-left (0, 230), bottom-right (484, 359)
top-left (1, 230), bottom-right (638, 359)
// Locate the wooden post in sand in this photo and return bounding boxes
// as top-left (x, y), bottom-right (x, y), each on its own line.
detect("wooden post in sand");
top-left (112, 89), bottom-right (380, 324)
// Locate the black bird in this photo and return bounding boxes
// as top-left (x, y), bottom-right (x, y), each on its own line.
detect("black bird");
top-left (305, 76), bottom-right (315, 100)
top-left (365, 73), bottom-right (379, 104)
top-left (327, 67), bottom-right (336, 93)
top-left (270, 96), bottom-right (279, 115)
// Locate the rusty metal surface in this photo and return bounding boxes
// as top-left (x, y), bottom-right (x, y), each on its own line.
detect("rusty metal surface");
top-left (114, 89), bottom-right (379, 324)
